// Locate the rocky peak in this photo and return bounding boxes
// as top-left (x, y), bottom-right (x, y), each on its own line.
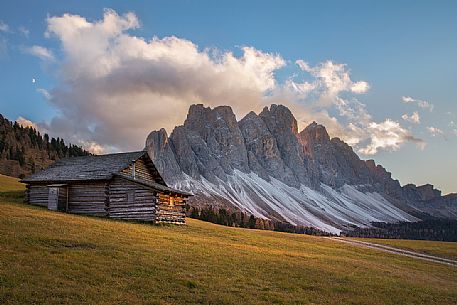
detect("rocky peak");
top-left (403, 183), bottom-right (442, 202)
top-left (184, 104), bottom-right (238, 134)
top-left (301, 122), bottom-right (331, 143)
top-left (365, 160), bottom-right (393, 180)
top-left (145, 128), bottom-right (168, 160)
top-left (298, 122), bottom-right (331, 157)
top-left (144, 103), bottom-right (457, 230)
top-left (145, 128), bottom-right (183, 183)
top-left (259, 104), bottom-right (299, 135)
top-left (171, 104), bottom-right (250, 181)
top-left (238, 110), bottom-right (297, 185)
top-left (259, 104), bottom-right (315, 186)
top-left (417, 184), bottom-right (442, 200)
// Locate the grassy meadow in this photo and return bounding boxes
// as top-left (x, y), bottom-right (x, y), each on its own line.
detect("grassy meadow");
top-left (0, 174), bottom-right (456, 304)
top-left (353, 238), bottom-right (457, 261)
top-left (0, 174), bottom-right (24, 192)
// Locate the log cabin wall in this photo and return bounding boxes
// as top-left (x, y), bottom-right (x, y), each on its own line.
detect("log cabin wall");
top-left (67, 182), bottom-right (108, 216)
top-left (27, 184), bottom-right (48, 207)
top-left (108, 176), bottom-right (156, 222)
top-left (156, 192), bottom-right (187, 224)
top-left (22, 151), bottom-right (190, 223)
top-left (57, 186), bottom-right (68, 211)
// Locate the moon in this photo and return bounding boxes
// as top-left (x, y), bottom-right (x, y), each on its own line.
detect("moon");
top-left (32, 78), bottom-right (36, 83)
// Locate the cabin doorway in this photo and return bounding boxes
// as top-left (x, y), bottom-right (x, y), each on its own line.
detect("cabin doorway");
top-left (47, 185), bottom-right (68, 212)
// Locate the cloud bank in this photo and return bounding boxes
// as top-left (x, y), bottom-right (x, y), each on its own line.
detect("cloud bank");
top-left (32, 9), bottom-right (424, 155)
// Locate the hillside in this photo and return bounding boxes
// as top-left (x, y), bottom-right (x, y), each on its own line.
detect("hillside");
top-left (0, 114), bottom-right (90, 178)
top-left (354, 238), bottom-right (457, 261)
top-left (146, 104), bottom-right (457, 233)
top-left (1, 178), bottom-right (456, 304)
top-left (0, 174), bottom-right (24, 192)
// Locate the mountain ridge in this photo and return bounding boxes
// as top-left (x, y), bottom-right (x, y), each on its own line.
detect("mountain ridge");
top-left (147, 104), bottom-right (456, 233)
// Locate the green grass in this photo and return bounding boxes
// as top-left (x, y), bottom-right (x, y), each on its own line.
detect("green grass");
top-left (353, 238), bottom-right (457, 261)
top-left (0, 174), bottom-right (25, 204)
top-left (0, 176), bottom-right (456, 304)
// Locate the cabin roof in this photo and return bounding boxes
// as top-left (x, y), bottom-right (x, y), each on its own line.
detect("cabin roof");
top-left (21, 151), bottom-right (192, 196)
top-left (114, 174), bottom-right (193, 196)
top-left (22, 151), bottom-right (149, 183)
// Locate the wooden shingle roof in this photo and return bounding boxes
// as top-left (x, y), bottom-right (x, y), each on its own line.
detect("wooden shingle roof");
top-left (22, 151), bottom-right (148, 183)
top-left (114, 173), bottom-right (193, 196)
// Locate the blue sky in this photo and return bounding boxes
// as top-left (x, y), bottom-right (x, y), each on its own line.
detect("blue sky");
top-left (0, 0), bottom-right (456, 193)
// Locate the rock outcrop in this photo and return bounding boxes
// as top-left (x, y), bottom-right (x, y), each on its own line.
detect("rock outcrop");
top-left (145, 104), bottom-right (457, 233)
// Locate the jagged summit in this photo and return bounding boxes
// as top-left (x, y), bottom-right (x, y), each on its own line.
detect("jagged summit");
top-left (301, 121), bottom-right (331, 144)
top-left (145, 104), bottom-right (457, 233)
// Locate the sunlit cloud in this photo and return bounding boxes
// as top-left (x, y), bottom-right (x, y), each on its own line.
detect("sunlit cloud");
top-left (23, 45), bottom-right (55, 61)
top-left (16, 117), bottom-right (38, 129)
top-left (427, 126), bottom-right (444, 137)
top-left (401, 111), bottom-right (420, 124)
top-left (357, 120), bottom-right (425, 155)
top-left (28, 9), bottom-right (423, 156)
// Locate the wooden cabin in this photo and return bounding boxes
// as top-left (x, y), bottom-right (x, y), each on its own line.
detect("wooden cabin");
top-left (21, 151), bottom-right (191, 224)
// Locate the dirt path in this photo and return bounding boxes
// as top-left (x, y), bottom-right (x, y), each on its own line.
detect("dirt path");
top-left (330, 237), bottom-right (457, 266)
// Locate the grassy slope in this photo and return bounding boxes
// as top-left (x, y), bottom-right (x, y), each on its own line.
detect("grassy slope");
top-left (0, 174), bottom-right (25, 192)
top-left (0, 176), bottom-right (456, 305)
top-left (353, 238), bottom-right (457, 261)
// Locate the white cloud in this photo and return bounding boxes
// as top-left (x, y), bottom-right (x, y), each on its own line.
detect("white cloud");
top-left (23, 45), bottom-right (55, 61)
top-left (40, 9), bottom-right (285, 151)
top-left (359, 120), bottom-right (426, 155)
top-left (283, 62), bottom-right (418, 155)
top-left (293, 60), bottom-right (369, 105)
top-left (401, 96), bottom-right (434, 112)
top-left (0, 21), bottom-right (9, 32)
top-left (401, 111), bottom-right (420, 124)
top-left (31, 9), bottom-right (422, 156)
top-left (78, 141), bottom-right (106, 154)
top-left (401, 96), bottom-right (415, 103)
top-left (427, 126), bottom-right (444, 137)
top-left (16, 117), bottom-right (38, 129)
top-left (37, 88), bottom-right (51, 100)
top-left (351, 81), bottom-right (370, 94)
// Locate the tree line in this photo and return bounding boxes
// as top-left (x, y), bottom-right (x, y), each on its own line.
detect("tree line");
top-left (0, 114), bottom-right (90, 177)
top-left (185, 205), bottom-right (335, 236)
top-left (342, 219), bottom-right (457, 241)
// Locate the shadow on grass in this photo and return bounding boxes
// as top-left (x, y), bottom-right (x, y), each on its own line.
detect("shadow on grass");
top-left (0, 191), bottom-right (25, 204)
top-left (0, 192), bottom-right (186, 229)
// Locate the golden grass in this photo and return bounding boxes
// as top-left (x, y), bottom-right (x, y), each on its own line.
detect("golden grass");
top-left (0, 178), bottom-right (456, 304)
top-left (0, 174), bottom-right (25, 192)
top-left (353, 238), bottom-right (457, 261)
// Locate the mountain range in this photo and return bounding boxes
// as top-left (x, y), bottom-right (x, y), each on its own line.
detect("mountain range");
top-left (146, 104), bottom-right (457, 233)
